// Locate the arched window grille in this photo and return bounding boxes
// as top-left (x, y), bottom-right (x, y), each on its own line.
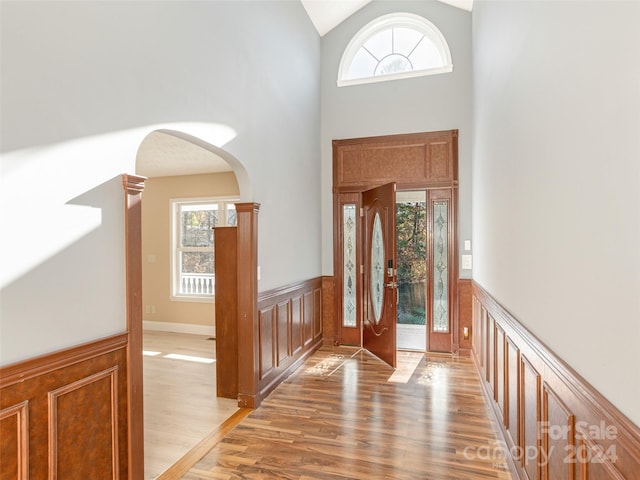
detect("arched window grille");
top-left (337, 13), bottom-right (453, 87)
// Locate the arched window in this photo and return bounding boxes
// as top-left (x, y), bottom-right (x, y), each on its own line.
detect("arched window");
top-left (337, 13), bottom-right (453, 87)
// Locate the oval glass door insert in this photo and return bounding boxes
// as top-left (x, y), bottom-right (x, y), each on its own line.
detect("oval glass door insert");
top-left (370, 212), bottom-right (385, 324)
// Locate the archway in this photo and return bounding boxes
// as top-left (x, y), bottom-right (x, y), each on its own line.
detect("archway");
top-left (133, 127), bottom-right (252, 479)
top-left (137, 128), bottom-right (251, 202)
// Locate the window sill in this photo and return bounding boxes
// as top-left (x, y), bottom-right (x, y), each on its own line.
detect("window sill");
top-left (337, 65), bottom-right (453, 88)
top-left (170, 295), bottom-right (215, 304)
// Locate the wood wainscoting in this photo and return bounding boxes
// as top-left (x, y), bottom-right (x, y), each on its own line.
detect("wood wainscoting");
top-left (471, 282), bottom-right (640, 480)
top-left (247, 277), bottom-right (323, 408)
top-left (458, 278), bottom-right (473, 352)
top-left (321, 276), bottom-right (337, 346)
top-left (0, 333), bottom-right (129, 479)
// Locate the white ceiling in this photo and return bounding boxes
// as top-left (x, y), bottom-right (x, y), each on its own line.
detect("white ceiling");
top-left (300, 0), bottom-right (372, 36)
top-left (300, 0), bottom-right (473, 36)
top-left (136, 130), bottom-right (233, 178)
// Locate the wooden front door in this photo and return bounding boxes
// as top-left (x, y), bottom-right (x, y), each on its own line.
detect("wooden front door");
top-left (362, 183), bottom-right (397, 367)
top-left (333, 131), bottom-right (459, 354)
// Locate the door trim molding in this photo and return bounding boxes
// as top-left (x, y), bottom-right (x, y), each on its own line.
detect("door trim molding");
top-left (332, 131), bottom-right (459, 352)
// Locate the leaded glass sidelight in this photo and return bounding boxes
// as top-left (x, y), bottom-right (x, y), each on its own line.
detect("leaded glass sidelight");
top-left (432, 201), bottom-right (449, 332)
top-left (343, 204), bottom-right (357, 327)
top-left (370, 212), bottom-right (385, 324)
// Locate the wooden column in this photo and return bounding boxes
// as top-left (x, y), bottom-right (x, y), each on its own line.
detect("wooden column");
top-left (214, 227), bottom-right (239, 399)
top-left (122, 174), bottom-right (145, 479)
top-left (235, 202), bottom-right (260, 408)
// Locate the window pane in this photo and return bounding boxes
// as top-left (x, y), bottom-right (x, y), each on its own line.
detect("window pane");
top-left (181, 205), bottom-right (216, 247)
top-left (343, 204), bottom-right (357, 327)
top-left (393, 27), bottom-right (423, 56)
top-left (226, 204), bottom-right (237, 226)
top-left (375, 54), bottom-right (412, 76)
top-left (348, 48), bottom-right (378, 79)
top-left (179, 252), bottom-right (214, 295)
top-left (409, 38), bottom-right (444, 70)
top-left (181, 251), bottom-right (214, 275)
top-left (363, 29), bottom-right (392, 60)
top-left (432, 201), bottom-right (448, 332)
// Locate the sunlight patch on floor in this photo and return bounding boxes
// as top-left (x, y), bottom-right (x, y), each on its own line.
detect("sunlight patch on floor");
top-left (164, 353), bottom-right (215, 364)
top-left (388, 351), bottom-right (424, 383)
top-left (143, 349), bottom-right (215, 363)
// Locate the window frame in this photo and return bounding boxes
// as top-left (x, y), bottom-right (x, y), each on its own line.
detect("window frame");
top-left (170, 196), bottom-right (239, 303)
top-left (337, 12), bottom-right (453, 87)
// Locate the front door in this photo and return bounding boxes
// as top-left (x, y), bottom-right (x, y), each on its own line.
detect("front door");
top-left (362, 183), bottom-right (397, 367)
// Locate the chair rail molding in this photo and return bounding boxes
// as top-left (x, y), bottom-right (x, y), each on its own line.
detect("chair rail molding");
top-left (470, 281), bottom-right (640, 480)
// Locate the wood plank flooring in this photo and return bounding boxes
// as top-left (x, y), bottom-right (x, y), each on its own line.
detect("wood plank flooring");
top-left (180, 346), bottom-right (513, 479)
top-left (143, 331), bottom-right (239, 480)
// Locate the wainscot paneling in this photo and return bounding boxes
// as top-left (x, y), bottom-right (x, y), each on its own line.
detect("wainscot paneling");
top-left (472, 282), bottom-right (640, 480)
top-left (542, 382), bottom-right (576, 480)
top-left (255, 278), bottom-right (323, 405)
top-left (321, 276), bottom-right (337, 346)
top-left (0, 333), bottom-right (129, 479)
top-left (0, 401), bottom-right (28, 479)
top-left (521, 354), bottom-right (541, 480)
top-left (458, 279), bottom-right (473, 351)
top-left (506, 335), bottom-right (520, 446)
top-left (495, 324), bottom-right (506, 422)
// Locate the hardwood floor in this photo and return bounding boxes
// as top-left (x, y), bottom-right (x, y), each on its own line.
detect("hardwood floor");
top-left (179, 346), bottom-right (513, 479)
top-left (143, 331), bottom-right (239, 480)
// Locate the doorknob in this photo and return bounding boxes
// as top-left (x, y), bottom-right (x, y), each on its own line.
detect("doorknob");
top-left (385, 281), bottom-right (398, 289)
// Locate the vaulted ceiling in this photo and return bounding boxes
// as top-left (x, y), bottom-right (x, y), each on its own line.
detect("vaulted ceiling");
top-left (300, 0), bottom-right (473, 36)
top-left (138, 0), bottom-right (474, 178)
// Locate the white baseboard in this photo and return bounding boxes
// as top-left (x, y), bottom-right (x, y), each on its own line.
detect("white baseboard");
top-left (143, 320), bottom-right (215, 337)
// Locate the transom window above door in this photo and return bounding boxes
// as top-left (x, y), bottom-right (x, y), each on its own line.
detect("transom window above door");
top-left (337, 13), bottom-right (453, 87)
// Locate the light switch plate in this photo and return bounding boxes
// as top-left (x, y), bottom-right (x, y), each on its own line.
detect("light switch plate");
top-left (461, 254), bottom-right (473, 270)
top-left (464, 240), bottom-right (471, 251)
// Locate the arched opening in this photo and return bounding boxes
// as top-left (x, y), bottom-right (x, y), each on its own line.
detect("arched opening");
top-left (134, 128), bottom-right (251, 479)
top-left (138, 128), bottom-right (252, 202)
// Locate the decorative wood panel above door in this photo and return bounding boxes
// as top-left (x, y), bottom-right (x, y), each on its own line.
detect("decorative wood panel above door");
top-left (333, 130), bottom-right (458, 192)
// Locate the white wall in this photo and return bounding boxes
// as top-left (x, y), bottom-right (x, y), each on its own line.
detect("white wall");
top-left (320, 0), bottom-right (473, 277)
top-left (0, 1), bottom-right (321, 365)
top-left (472, 0), bottom-right (640, 426)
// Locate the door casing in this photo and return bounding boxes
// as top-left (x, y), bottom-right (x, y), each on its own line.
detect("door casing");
top-left (332, 131), bottom-right (459, 353)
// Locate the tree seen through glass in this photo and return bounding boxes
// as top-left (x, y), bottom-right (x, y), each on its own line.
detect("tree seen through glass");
top-left (396, 201), bottom-right (427, 325)
top-left (181, 207), bottom-right (216, 275)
